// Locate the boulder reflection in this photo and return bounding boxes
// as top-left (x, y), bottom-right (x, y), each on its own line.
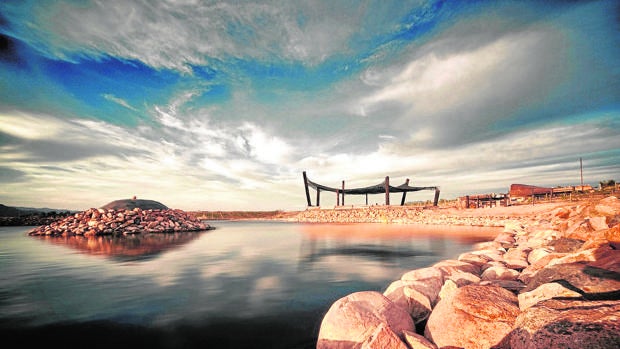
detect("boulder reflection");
top-left (32, 231), bottom-right (208, 261)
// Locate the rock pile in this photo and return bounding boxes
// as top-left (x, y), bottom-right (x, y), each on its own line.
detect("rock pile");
top-left (317, 196), bottom-right (620, 349)
top-left (28, 207), bottom-right (212, 236)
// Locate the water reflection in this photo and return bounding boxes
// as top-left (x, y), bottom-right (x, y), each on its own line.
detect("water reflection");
top-left (2, 222), bottom-right (502, 348)
top-left (30, 231), bottom-right (209, 261)
top-left (298, 223), bottom-right (500, 268)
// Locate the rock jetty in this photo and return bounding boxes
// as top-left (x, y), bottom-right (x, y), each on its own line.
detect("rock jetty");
top-left (317, 196), bottom-right (620, 349)
top-left (295, 205), bottom-right (527, 227)
top-left (28, 198), bottom-right (212, 236)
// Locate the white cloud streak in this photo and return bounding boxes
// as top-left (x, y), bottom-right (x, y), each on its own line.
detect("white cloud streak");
top-left (19, 0), bottom-right (381, 71)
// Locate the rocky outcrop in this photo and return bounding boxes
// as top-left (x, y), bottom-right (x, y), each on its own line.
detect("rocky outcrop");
top-left (316, 196), bottom-right (620, 349)
top-left (28, 207), bottom-right (212, 236)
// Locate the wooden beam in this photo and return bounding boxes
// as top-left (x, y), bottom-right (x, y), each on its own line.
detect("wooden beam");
top-left (384, 176), bottom-right (390, 205)
top-left (342, 180), bottom-right (345, 206)
top-left (302, 171), bottom-right (312, 207)
top-left (316, 189), bottom-right (321, 207)
top-left (400, 178), bottom-right (409, 206)
top-left (336, 189), bottom-right (340, 206)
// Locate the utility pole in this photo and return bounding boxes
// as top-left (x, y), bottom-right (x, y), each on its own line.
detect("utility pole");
top-left (580, 157), bottom-right (584, 190)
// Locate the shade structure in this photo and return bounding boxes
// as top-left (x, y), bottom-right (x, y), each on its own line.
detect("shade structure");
top-left (302, 171), bottom-right (440, 207)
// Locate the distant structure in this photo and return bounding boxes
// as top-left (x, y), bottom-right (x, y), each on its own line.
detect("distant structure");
top-left (100, 198), bottom-right (169, 210)
top-left (509, 183), bottom-right (593, 202)
top-left (302, 171), bottom-right (440, 207)
top-left (458, 193), bottom-right (509, 209)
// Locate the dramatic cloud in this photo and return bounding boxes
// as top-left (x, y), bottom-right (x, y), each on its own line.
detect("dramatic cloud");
top-left (0, 0), bottom-right (618, 210)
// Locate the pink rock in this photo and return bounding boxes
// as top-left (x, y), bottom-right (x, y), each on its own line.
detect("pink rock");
top-left (587, 249), bottom-right (620, 272)
top-left (546, 243), bottom-right (612, 268)
top-left (402, 330), bottom-right (437, 349)
top-left (446, 271), bottom-right (481, 287)
top-left (510, 299), bottom-right (620, 349)
top-left (424, 285), bottom-right (519, 349)
top-left (433, 259), bottom-right (480, 276)
top-left (588, 216), bottom-right (609, 231)
top-left (503, 258), bottom-right (529, 270)
top-left (481, 266), bottom-right (520, 281)
top-left (527, 248), bottom-right (552, 265)
top-left (401, 267), bottom-right (445, 306)
top-left (595, 196), bottom-right (620, 216)
top-left (504, 247), bottom-right (529, 261)
top-left (458, 252), bottom-right (492, 267)
top-left (478, 280), bottom-right (526, 293)
top-left (471, 249), bottom-right (505, 262)
top-left (521, 261), bottom-right (620, 297)
top-left (383, 280), bottom-right (432, 324)
top-left (438, 279), bottom-right (458, 301)
top-left (517, 282), bottom-right (582, 310)
top-left (481, 261), bottom-right (506, 273)
top-left (552, 207), bottom-right (571, 219)
top-left (317, 291), bottom-right (414, 349)
top-left (360, 322), bottom-right (409, 349)
top-left (494, 232), bottom-right (516, 248)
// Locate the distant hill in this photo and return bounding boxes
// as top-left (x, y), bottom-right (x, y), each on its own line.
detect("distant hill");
top-left (0, 204), bottom-right (76, 217)
top-left (0, 204), bottom-right (20, 217)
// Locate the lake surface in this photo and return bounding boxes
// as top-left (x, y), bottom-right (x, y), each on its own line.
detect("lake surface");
top-left (0, 221), bottom-right (500, 348)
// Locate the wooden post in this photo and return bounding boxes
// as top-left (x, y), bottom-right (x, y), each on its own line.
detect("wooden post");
top-left (342, 180), bottom-right (345, 206)
top-left (365, 193), bottom-right (368, 205)
top-left (316, 189), bottom-right (320, 207)
top-left (433, 188), bottom-right (440, 206)
top-left (336, 189), bottom-right (340, 206)
top-left (302, 171), bottom-right (312, 207)
top-left (400, 178), bottom-right (409, 206)
top-left (384, 176), bottom-right (390, 205)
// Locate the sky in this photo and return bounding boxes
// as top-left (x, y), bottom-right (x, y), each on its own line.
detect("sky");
top-left (1, 0), bottom-right (619, 211)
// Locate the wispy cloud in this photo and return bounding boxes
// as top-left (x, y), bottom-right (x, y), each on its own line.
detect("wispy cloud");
top-left (102, 94), bottom-right (138, 111)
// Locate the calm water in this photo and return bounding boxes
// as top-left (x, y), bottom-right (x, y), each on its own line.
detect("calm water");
top-left (0, 221), bottom-right (500, 348)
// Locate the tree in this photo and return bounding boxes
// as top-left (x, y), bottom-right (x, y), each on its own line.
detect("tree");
top-left (599, 179), bottom-right (616, 189)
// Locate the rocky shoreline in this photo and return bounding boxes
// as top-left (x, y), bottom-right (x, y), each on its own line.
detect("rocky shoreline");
top-left (315, 196), bottom-right (620, 349)
top-left (28, 207), bottom-right (212, 236)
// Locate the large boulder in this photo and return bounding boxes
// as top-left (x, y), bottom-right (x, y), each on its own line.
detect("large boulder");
top-left (317, 291), bottom-right (414, 349)
top-left (424, 285), bottom-right (519, 349)
top-left (432, 259), bottom-right (480, 276)
top-left (594, 196), bottom-right (620, 216)
top-left (360, 323), bottom-right (409, 349)
top-left (518, 282), bottom-right (583, 311)
top-left (400, 267), bottom-right (445, 306)
top-left (383, 280), bottom-right (432, 324)
top-left (510, 299), bottom-right (620, 349)
top-left (481, 266), bottom-right (521, 281)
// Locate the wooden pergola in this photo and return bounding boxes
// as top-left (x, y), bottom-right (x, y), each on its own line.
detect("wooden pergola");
top-left (302, 171), bottom-right (440, 207)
